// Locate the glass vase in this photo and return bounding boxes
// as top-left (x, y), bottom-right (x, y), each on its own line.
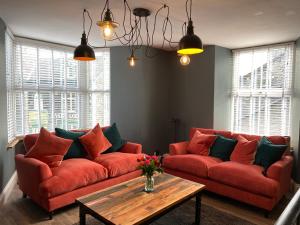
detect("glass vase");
top-left (144, 175), bottom-right (154, 192)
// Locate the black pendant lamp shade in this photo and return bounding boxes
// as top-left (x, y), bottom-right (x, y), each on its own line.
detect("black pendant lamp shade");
top-left (74, 9), bottom-right (95, 61)
top-left (177, 20), bottom-right (203, 55)
top-left (74, 33), bottom-right (95, 61)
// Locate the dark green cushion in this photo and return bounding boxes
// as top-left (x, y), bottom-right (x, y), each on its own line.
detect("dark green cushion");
top-left (210, 135), bottom-right (237, 161)
top-left (254, 136), bottom-right (287, 171)
top-left (55, 128), bottom-right (87, 159)
top-left (103, 123), bottom-right (126, 154)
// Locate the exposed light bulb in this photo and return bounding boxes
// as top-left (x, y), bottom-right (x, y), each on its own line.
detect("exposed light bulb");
top-left (129, 57), bottom-right (136, 67)
top-left (180, 55), bottom-right (190, 66)
top-left (102, 23), bottom-right (114, 40)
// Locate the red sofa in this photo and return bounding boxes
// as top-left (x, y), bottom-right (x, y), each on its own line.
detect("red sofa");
top-left (15, 128), bottom-right (143, 218)
top-left (163, 128), bottom-right (293, 213)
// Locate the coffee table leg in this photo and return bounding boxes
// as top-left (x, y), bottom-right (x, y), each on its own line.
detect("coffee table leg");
top-left (195, 193), bottom-right (201, 225)
top-left (79, 205), bottom-right (86, 225)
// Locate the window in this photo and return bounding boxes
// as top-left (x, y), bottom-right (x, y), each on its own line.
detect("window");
top-left (231, 43), bottom-right (294, 136)
top-left (6, 37), bottom-right (110, 140)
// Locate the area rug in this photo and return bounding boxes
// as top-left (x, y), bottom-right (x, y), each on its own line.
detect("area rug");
top-left (73, 200), bottom-right (255, 225)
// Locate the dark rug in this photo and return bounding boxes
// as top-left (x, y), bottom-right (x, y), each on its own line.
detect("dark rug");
top-left (73, 200), bottom-right (255, 225)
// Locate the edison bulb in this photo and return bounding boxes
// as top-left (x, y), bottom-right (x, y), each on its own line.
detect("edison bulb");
top-left (129, 57), bottom-right (136, 67)
top-left (180, 55), bottom-right (190, 66)
top-left (102, 24), bottom-right (114, 40)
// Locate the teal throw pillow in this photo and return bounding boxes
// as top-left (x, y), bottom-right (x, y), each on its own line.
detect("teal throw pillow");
top-left (55, 128), bottom-right (87, 159)
top-left (210, 135), bottom-right (237, 161)
top-left (254, 136), bottom-right (287, 171)
top-left (103, 123), bottom-right (126, 153)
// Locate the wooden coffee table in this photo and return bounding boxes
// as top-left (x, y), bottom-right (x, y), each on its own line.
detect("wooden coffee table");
top-left (76, 173), bottom-right (205, 225)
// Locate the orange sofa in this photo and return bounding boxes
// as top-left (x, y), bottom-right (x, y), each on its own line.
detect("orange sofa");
top-left (15, 128), bottom-right (143, 218)
top-left (163, 128), bottom-right (293, 214)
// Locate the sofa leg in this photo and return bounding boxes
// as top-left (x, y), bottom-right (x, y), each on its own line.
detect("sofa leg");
top-left (22, 192), bottom-right (27, 198)
top-left (264, 210), bottom-right (270, 218)
top-left (48, 212), bottom-right (53, 220)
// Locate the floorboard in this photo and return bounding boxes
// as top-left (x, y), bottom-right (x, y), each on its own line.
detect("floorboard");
top-left (0, 184), bottom-right (293, 225)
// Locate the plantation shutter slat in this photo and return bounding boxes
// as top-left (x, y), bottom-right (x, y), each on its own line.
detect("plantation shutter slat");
top-left (5, 37), bottom-right (110, 140)
top-left (231, 43), bottom-right (294, 136)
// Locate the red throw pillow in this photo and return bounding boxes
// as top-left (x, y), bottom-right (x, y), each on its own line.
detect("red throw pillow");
top-left (230, 135), bottom-right (258, 164)
top-left (187, 130), bottom-right (217, 156)
top-left (25, 127), bottom-right (73, 167)
top-left (79, 123), bottom-right (112, 159)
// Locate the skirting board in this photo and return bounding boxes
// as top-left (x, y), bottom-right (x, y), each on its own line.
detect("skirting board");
top-left (0, 171), bottom-right (17, 206)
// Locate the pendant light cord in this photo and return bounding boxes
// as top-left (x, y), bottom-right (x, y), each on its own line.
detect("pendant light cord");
top-left (185, 0), bottom-right (192, 21)
top-left (83, 9), bottom-right (93, 39)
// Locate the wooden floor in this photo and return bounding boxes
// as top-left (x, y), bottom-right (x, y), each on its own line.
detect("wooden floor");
top-left (0, 184), bottom-right (292, 225)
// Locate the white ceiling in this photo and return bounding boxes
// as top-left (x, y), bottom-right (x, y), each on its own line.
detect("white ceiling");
top-left (0, 0), bottom-right (299, 49)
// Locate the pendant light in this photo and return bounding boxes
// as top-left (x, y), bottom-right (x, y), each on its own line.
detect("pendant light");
top-left (180, 55), bottom-right (191, 66)
top-left (97, 0), bottom-right (119, 40)
top-left (128, 49), bottom-right (137, 67)
top-left (177, 0), bottom-right (203, 55)
top-left (74, 9), bottom-right (95, 61)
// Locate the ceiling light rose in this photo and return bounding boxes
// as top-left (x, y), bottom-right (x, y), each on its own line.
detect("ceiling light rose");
top-left (74, 9), bottom-right (95, 61)
top-left (180, 55), bottom-right (190, 66)
top-left (97, 4), bottom-right (119, 40)
top-left (177, 0), bottom-right (204, 55)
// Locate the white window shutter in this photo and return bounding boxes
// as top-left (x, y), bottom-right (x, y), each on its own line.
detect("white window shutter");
top-left (5, 37), bottom-right (110, 139)
top-left (231, 43), bottom-right (294, 136)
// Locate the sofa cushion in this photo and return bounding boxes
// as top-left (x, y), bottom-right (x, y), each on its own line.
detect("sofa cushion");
top-left (187, 131), bottom-right (217, 156)
top-left (208, 161), bottom-right (279, 198)
top-left (210, 135), bottom-right (237, 161)
top-left (189, 128), bottom-right (232, 139)
top-left (39, 158), bottom-right (108, 198)
top-left (230, 135), bottom-right (258, 165)
top-left (254, 137), bottom-right (287, 171)
top-left (25, 127), bottom-right (73, 167)
top-left (163, 154), bottom-right (222, 178)
top-left (103, 123), bottom-right (126, 154)
top-left (94, 152), bottom-right (142, 178)
top-left (79, 123), bottom-right (112, 159)
top-left (55, 128), bottom-right (87, 159)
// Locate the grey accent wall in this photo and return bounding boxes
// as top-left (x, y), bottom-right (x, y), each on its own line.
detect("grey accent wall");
top-left (0, 18), bottom-right (15, 192)
top-left (213, 46), bottom-right (233, 131)
top-left (169, 46), bottom-right (216, 141)
top-left (110, 46), bottom-right (172, 154)
top-left (292, 38), bottom-right (300, 182)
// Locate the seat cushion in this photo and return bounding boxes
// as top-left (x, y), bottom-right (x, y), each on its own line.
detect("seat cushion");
top-left (163, 154), bottom-right (222, 178)
top-left (94, 152), bottom-right (142, 178)
top-left (208, 161), bottom-right (279, 198)
top-left (39, 158), bottom-right (108, 198)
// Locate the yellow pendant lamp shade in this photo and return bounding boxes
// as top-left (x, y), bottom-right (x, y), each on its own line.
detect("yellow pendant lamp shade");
top-left (177, 21), bottom-right (204, 55)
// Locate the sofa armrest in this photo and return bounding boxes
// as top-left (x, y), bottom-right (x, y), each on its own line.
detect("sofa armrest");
top-left (15, 154), bottom-right (53, 195)
top-left (266, 155), bottom-right (293, 194)
top-left (169, 141), bottom-right (189, 155)
top-left (119, 142), bottom-right (142, 154)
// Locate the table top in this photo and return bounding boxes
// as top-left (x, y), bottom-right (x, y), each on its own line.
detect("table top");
top-left (76, 173), bottom-right (205, 225)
